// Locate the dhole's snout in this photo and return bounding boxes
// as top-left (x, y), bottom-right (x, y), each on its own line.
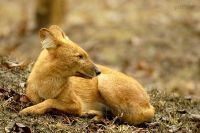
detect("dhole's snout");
top-left (83, 64), bottom-right (101, 78)
top-left (75, 64), bottom-right (101, 79)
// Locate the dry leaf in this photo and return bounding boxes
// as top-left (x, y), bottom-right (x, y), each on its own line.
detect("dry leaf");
top-left (19, 95), bottom-right (30, 103)
top-left (168, 125), bottom-right (181, 133)
top-left (4, 59), bottom-right (31, 69)
top-left (188, 114), bottom-right (200, 121)
top-left (5, 122), bottom-right (31, 133)
top-left (19, 82), bottom-right (26, 88)
top-left (136, 60), bottom-right (148, 70)
top-left (177, 109), bottom-right (188, 114)
top-left (5, 122), bottom-right (15, 133)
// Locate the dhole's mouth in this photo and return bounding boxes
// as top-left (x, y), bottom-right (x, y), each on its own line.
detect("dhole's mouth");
top-left (75, 72), bottom-right (94, 79)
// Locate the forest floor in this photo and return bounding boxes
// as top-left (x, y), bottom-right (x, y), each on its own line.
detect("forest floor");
top-left (0, 0), bottom-right (200, 132)
top-left (0, 56), bottom-right (200, 133)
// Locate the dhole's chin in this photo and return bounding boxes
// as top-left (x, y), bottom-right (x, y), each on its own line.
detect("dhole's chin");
top-left (75, 72), bottom-right (94, 79)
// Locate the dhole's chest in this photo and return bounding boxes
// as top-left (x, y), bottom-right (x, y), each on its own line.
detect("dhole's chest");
top-left (30, 78), bottom-right (66, 99)
top-left (38, 87), bottom-right (63, 99)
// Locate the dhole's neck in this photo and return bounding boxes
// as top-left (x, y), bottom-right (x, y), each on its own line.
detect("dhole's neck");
top-left (33, 50), bottom-right (71, 78)
top-left (28, 50), bottom-right (71, 99)
top-left (30, 50), bottom-right (71, 81)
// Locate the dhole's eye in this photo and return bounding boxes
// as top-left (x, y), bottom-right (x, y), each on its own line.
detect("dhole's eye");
top-left (77, 54), bottom-right (83, 59)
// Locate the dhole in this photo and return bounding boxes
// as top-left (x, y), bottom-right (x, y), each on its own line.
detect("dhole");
top-left (19, 25), bottom-right (155, 125)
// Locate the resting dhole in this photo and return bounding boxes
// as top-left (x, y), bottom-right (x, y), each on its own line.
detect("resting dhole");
top-left (19, 25), bottom-right (155, 125)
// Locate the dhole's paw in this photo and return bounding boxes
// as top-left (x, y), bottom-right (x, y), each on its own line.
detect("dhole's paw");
top-left (90, 115), bottom-right (104, 123)
top-left (81, 112), bottom-right (96, 119)
top-left (19, 107), bottom-right (44, 116)
top-left (80, 110), bottom-right (104, 122)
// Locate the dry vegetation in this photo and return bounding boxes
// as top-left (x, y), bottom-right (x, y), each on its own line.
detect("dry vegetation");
top-left (0, 0), bottom-right (200, 132)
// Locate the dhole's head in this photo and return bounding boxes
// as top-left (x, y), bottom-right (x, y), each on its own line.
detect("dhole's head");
top-left (39, 25), bottom-right (101, 78)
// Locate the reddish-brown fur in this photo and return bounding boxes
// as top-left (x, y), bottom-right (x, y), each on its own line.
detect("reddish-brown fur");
top-left (19, 25), bottom-right (154, 125)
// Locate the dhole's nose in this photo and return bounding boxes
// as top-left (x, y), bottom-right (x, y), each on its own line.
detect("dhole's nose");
top-left (96, 69), bottom-right (101, 76)
top-left (94, 66), bottom-right (101, 76)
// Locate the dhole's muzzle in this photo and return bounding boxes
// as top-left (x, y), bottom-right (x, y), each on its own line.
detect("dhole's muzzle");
top-left (75, 64), bottom-right (101, 79)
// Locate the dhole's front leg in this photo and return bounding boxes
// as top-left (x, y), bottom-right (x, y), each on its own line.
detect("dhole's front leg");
top-left (19, 99), bottom-right (104, 122)
top-left (19, 98), bottom-right (82, 116)
top-left (26, 87), bottom-right (42, 104)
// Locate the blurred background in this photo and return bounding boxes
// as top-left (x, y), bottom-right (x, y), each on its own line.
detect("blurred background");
top-left (0, 0), bottom-right (200, 97)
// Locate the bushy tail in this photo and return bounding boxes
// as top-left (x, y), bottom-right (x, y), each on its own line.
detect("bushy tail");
top-left (142, 105), bottom-right (155, 122)
top-left (119, 104), bottom-right (155, 125)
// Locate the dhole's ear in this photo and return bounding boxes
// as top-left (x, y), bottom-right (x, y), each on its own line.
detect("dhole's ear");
top-left (48, 25), bottom-right (69, 40)
top-left (39, 28), bottom-right (57, 49)
top-left (61, 31), bottom-right (69, 40)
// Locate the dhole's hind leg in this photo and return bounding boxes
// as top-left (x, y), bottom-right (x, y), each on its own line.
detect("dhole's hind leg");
top-left (97, 74), bottom-right (155, 125)
top-left (19, 99), bottom-right (82, 116)
top-left (81, 110), bottom-right (104, 122)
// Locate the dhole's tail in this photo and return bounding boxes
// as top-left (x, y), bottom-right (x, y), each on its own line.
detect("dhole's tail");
top-left (142, 105), bottom-right (155, 122)
top-left (119, 104), bottom-right (155, 125)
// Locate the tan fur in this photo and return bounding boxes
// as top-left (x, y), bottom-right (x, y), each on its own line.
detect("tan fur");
top-left (19, 25), bottom-right (155, 125)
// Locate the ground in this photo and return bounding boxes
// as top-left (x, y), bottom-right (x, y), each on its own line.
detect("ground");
top-left (0, 57), bottom-right (200, 133)
top-left (0, 0), bottom-right (200, 132)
